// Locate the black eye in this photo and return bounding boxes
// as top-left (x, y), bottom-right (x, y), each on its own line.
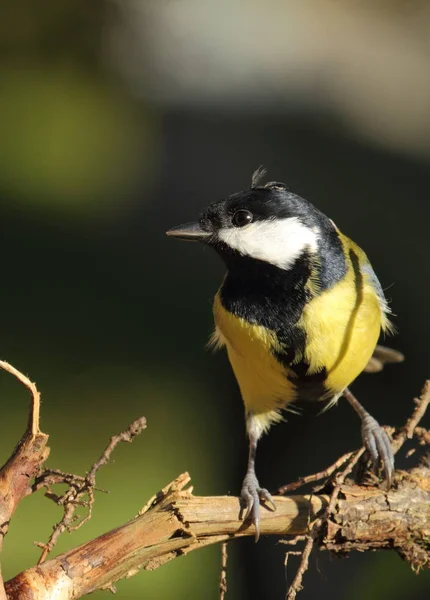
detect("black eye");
top-left (232, 210), bottom-right (253, 228)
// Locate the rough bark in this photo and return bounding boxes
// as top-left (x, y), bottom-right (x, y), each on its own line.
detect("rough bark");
top-left (323, 466), bottom-right (430, 568)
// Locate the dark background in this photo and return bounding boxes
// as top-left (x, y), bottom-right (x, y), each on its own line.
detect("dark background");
top-left (0, 2), bottom-right (429, 599)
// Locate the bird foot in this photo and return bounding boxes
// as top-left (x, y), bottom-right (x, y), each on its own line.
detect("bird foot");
top-left (240, 472), bottom-right (276, 542)
top-left (361, 413), bottom-right (395, 489)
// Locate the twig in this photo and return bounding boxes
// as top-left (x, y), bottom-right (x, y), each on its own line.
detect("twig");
top-left (0, 360), bottom-right (41, 436)
top-left (392, 380), bottom-right (430, 454)
top-left (285, 535), bottom-right (314, 600)
top-left (35, 417), bottom-right (147, 563)
top-left (219, 542), bottom-right (228, 600)
top-left (414, 427), bottom-right (430, 447)
top-left (325, 448), bottom-right (365, 516)
top-left (278, 451), bottom-right (355, 494)
top-left (280, 535), bottom-right (307, 547)
top-left (87, 416), bottom-right (147, 483)
top-left (35, 502), bottom-right (77, 564)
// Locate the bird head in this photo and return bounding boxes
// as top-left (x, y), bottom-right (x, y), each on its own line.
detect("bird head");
top-left (166, 173), bottom-right (333, 271)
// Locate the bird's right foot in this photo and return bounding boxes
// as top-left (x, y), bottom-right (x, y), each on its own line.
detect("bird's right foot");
top-left (240, 471), bottom-right (276, 542)
top-left (343, 387), bottom-right (395, 489)
top-left (361, 412), bottom-right (395, 489)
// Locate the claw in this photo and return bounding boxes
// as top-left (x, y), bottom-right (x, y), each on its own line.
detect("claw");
top-left (361, 413), bottom-right (394, 489)
top-left (240, 472), bottom-right (276, 542)
top-left (260, 489), bottom-right (277, 512)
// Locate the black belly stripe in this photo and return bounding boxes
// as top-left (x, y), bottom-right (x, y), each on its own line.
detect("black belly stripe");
top-left (275, 347), bottom-right (329, 403)
top-left (289, 363), bottom-right (329, 403)
top-left (219, 251), bottom-right (313, 364)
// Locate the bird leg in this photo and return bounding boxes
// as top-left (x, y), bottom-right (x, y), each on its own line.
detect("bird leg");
top-left (240, 428), bottom-right (276, 542)
top-left (343, 387), bottom-right (394, 488)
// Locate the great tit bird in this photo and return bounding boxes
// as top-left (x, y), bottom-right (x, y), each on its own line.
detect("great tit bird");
top-left (167, 170), bottom-right (398, 540)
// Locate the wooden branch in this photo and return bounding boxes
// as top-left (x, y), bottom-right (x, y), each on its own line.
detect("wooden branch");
top-left (0, 362), bottom-right (48, 535)
top-left (0, 361), bottom-right (427, 599)
top-left (4, 474), bottom-right (327, 598)
top-left (4, 462), bottom-right (430, 599)
top-left (0, 362), bottom-right (49, 600)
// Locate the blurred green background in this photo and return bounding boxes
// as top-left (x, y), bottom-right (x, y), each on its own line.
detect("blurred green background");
top-left (0, 1), bottom-right (429, 598)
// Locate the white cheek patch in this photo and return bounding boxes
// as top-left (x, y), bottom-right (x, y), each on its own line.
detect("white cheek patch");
top-left (217, 217), bottom-right (319, 270)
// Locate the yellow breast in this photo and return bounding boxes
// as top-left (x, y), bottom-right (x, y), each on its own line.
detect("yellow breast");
top-left (212, 236), bottom-right (387, 431)
top-left (212, 293), bottom-right (296, 431)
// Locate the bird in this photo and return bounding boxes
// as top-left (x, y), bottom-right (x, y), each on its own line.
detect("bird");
top-left (166, 169), bottom-right (401, 540)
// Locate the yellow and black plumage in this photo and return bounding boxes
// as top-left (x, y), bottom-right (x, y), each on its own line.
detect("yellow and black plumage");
top-left (167, 171), bottom-right (399, 540)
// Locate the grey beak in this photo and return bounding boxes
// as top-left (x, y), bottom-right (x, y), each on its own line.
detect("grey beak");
top-left (166, 221), bottom-right (211, 241)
